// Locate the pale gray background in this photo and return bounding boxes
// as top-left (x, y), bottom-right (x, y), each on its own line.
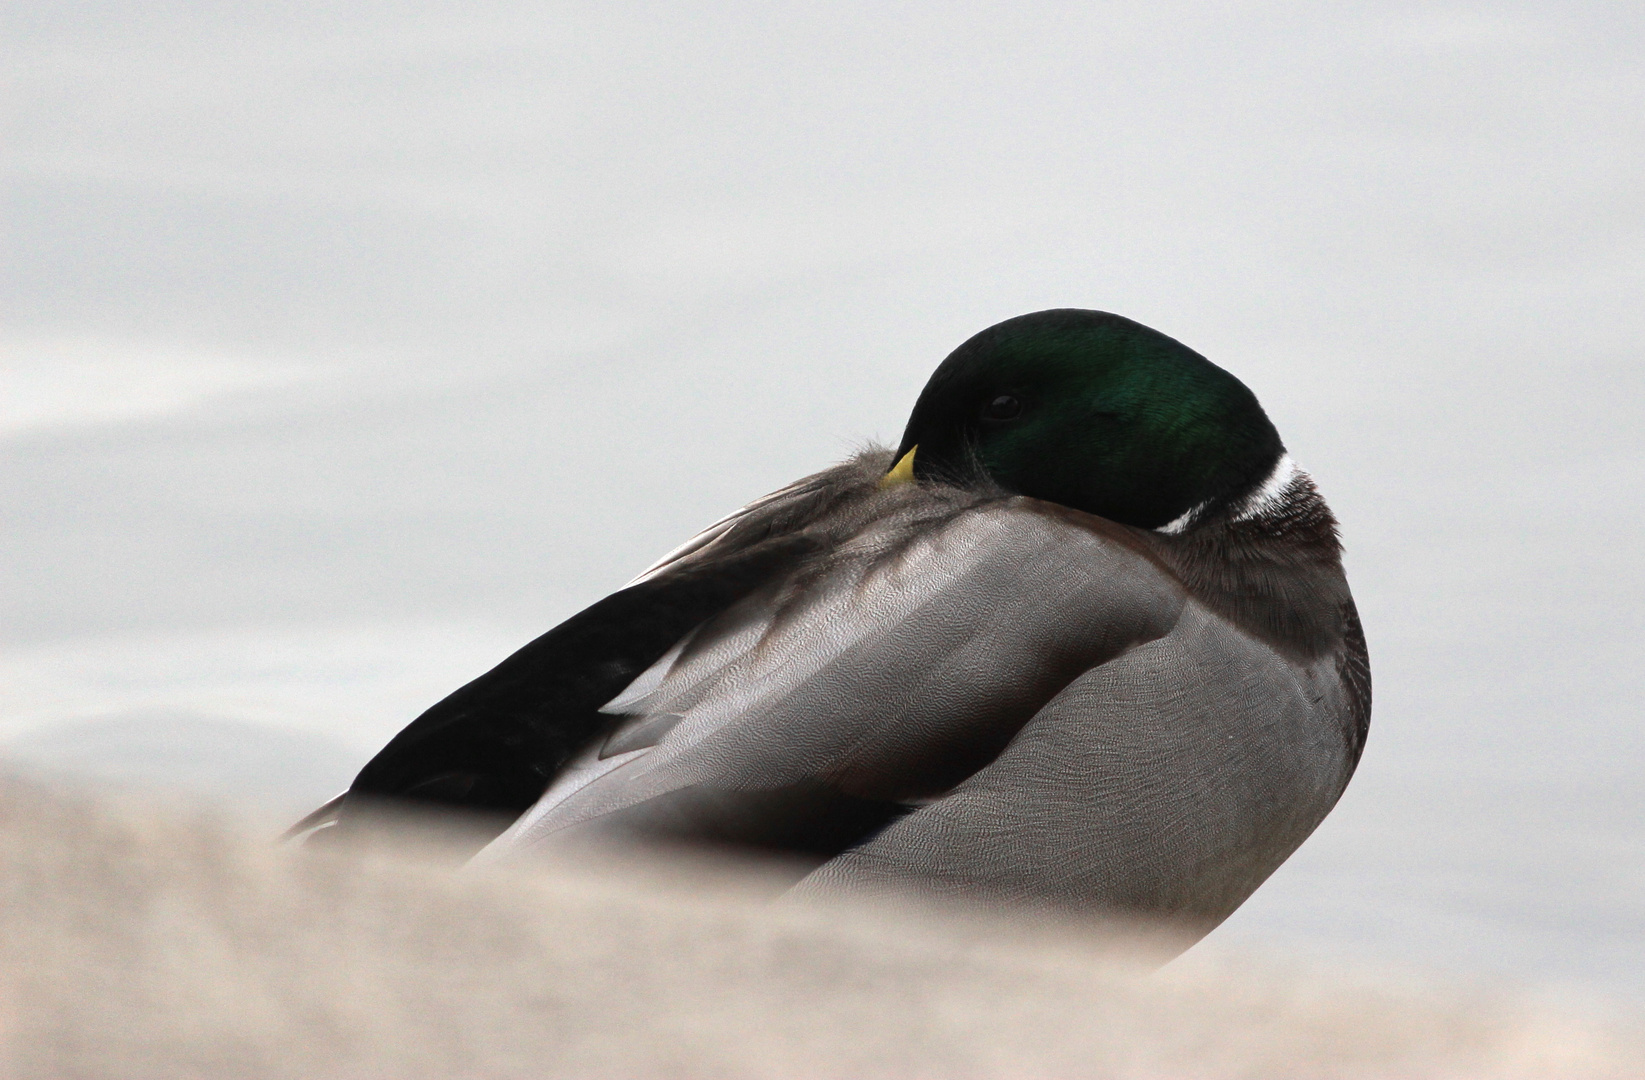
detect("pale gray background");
top-left (4, 1), bottom-right (1641, 993)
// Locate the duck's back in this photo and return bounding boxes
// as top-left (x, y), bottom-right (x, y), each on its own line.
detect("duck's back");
top-left (476, 456), bottom-right (1366, 936)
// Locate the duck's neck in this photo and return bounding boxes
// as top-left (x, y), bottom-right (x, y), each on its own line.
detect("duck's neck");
top-left (1156, 453), bottom-right (1304, 536)
top-left (1231, 453), bottom-right (1302, 525)
top-left (1147, 458), bottom-right (1350, 658)
top-left (1225, 455), bottom-right (1341, 542)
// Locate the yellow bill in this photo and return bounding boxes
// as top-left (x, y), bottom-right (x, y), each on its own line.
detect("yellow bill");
top-left (878, 446), bottom-right (917, 490)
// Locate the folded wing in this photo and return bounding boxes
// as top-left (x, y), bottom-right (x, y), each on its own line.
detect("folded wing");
top-left (478, 500), bottom-right (1185, 867)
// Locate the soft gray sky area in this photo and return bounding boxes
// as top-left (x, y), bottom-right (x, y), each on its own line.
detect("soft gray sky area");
top-left (4, 1), bottom-right (1642, 992)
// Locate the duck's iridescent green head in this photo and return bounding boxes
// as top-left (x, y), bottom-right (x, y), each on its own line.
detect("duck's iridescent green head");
top-left (890, 309), bottom-right (1285, 531)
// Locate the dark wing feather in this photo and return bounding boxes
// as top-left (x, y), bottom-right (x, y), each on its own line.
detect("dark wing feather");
top-left (336, 535), bottom-right (821, 825)
top-left (312, 454), bottom-right (889, 842)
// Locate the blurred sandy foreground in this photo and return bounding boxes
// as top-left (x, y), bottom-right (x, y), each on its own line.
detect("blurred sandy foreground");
top-left (0, 776), bottom-right (1639, 1079)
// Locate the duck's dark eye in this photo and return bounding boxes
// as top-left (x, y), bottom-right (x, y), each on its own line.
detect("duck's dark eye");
top-left (982, 394), bottom-right (1022, 422)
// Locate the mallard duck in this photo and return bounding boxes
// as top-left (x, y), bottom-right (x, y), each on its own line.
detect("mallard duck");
top-left (295, 309), bottom-right (1369, 940)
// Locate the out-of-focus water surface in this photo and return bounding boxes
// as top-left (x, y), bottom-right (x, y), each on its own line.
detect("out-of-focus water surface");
top-left (3, 1), bottom-right (1641, 994)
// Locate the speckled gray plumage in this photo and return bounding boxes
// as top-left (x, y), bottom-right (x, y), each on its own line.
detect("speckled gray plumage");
top-left (478, 448), bottom-right (1368, 940)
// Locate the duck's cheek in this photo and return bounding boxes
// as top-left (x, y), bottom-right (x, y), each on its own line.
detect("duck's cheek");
top-left (912, 431), bottom-right (986, 485)
top-left (973, 442), bottom-right (1054, 501)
